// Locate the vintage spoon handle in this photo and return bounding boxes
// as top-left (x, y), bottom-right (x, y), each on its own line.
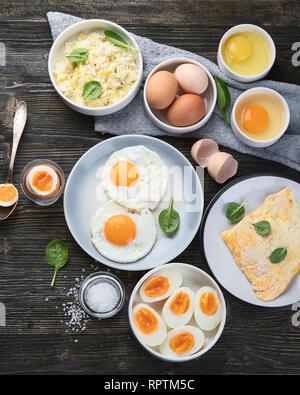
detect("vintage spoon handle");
top-left (7, 101), bottom-right (27, 183)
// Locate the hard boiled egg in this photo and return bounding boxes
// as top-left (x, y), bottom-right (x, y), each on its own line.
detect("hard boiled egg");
top-left (167, 94), bottom-right (206, 127)
top-left (139, 269), bottom-right (182, 303)
top-left (175, 63), bottom-right (209, 95)
top-left (133, 303), bottom-right (167, 346)
top-left (146, 71), bottom-right (178, 110)
top-left (194, 286), bottom-right (222, 331)
top-left (0, 184), bottom-right (18, 207)
top-left (162, 287), bottom-right (194, 328)
top-left (26, 165), bottom-right (58, 196)
top-left (159, 325), bottom-right (204, 358)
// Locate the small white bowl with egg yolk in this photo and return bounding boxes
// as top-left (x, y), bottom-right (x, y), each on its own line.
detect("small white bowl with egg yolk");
top-left (217, 24), bottom-right (276, 83)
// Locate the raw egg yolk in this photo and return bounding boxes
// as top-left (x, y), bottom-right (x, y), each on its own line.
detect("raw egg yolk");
top-left (134, 307), bottom-right (158, 335)
top-left (242, 105), bottom-right (269, 134)
top-left (170, 332), bottom-right (194, 354)
top-left (32, 171), bottom-right (53, 192)
top-left (200, 292), bottom-right (218, 316)
top-left (225, 35), bottom-right (252, 62)
top-left (110, 160), bottom-right (139, 187)
top-left (144, 276), bottom-right (170, 298)
top-left (104, 214), bottom-right (136, 246)
top-left (0, 185), bottom-right (17, 202)
top-left (170, 292), bottom-right (190, 315)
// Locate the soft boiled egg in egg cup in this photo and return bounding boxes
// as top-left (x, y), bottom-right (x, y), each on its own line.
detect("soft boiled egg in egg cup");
top-left (129, 262), bottom-right (226, 362)
top-left (231, 87), bottom-right (290, 148)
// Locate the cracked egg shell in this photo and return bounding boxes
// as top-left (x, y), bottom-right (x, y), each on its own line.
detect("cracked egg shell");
top-left (207, 152), bottom-right (238, 184)
top-left (191, 139), bottom-right (219, 167)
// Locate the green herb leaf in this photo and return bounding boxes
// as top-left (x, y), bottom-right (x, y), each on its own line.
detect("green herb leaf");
top-left (45, 240), bottom-right (69, 287)
top-left (104, 30), bottom-right (141, 52)
top-left (270, 247), bottom-right (288, 264)
top-left (66, 48), bottom-right (89, 63)
top-left (253, 220), bottom-right (271, 235)
top-left (214, 76), bottom-right (231, 126)
top-left (159, 197), bottom-right (180, 234)
top-left (82, 81), bottom-right (102, 101)
top-left (225, 201), bottom-right (246, 223)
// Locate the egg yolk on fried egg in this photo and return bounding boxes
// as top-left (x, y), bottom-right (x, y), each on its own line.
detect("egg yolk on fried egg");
top-left (242, 105), bottom-right (269, 134)
top-left (104, 214), bottom-right (136, 246)
top-left (133, 304), bottom-right (166, 346)
top-left (26, 165), bottom-right (58, 196)
top-left (194, 286), bottom-right (222, 331)
top-left (140, 269), bottom-right (182, 303)
top-left (109, 160), bottom-right (139, 187)
top-left (162, 287), bottom-right (194, 328)
top-left (0, 184), bottom-right (18, 207)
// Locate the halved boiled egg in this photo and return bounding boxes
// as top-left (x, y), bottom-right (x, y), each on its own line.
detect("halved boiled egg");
top-left (159, 325), bottom-right (204, 358)
top-left (162, 287), bottom-right (194, 328)
top-left (0, 184), bottom-right (18, 207)
top-left (194, 286), bottom-right (222, 331)
top-left (139, 269), bottom-right (182, 303)
top-left (133, 303), bottom-right (167, 346)
top-left (26, 165), bottom-right (58, 196)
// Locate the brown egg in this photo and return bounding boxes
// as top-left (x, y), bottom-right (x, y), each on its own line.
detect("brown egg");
top-left (146, 71), bottom-right (178, 110)
top-left (207, 152), bottom-right (238, 184)
top-left (167, 94), bottom-right (206, 127)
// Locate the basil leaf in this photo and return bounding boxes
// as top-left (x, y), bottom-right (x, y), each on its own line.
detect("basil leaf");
top-left (225, 201), bottom-right (246, 223)
top-left (214, 76), bottom-right (231, 126)
top-left (82, 81), bottom-right (102, 101)
top-left (270, 247), bottom-right (288, 264)
top-left (253, 220), bottom-right (271, 235)
top-left (66, 48), bottom-right (89, 63)
top-left (159, 197), bottom-right (180, 234)
top-left (45, 239), bottom-right (69, 287)
top-left (104, 30), bottom-right (141, 52)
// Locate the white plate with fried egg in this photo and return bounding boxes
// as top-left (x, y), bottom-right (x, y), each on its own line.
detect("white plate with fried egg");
top-left (64, 135), bottom-right (203, 271)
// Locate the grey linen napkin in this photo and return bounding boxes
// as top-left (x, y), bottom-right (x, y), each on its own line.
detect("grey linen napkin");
top-left (47, 12), bottom-right (300, 172)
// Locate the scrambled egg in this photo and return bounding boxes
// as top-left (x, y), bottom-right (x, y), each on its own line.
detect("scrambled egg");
top-left (222, 188), bottom-right (300, 301)
top-left (53, 31), bottom-right (138, 107)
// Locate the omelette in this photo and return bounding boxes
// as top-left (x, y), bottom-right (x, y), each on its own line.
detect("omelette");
top-left (221, 188), bottom-right (300, 301)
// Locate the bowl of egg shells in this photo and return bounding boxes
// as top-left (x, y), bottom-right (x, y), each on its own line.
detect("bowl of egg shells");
top-left (144, 58), bottom-right (217, 134)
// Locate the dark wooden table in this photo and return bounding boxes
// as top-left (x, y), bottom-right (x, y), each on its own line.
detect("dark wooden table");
top-left (0, 0), bottom-right (300, 375)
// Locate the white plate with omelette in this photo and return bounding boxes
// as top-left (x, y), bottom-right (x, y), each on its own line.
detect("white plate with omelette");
top-left (201, 174), bottom-right (300, 307)
top-left (64, 135), bottom-right (203, 271)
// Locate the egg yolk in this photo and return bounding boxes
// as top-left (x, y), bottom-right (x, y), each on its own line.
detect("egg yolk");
top-left (170, 332), bottom-right (194, 354)
top-left (0, 185), bottom-right (17, 202)
top-left (134, 307), bottom-right (158, 335)
top-left (225, 35), bottom-right (252, 62)
top-left (110, 160), bottom-right (139, 187)
top-left (32, 171), bottom-right (53, 192)
top-left (200, 292), bottom-right (218, 316)
top-left (170, 292), bottom-right (190, 315)
top-left (104, 214), bottom-right (136, 246)
top-left (144, 276), bottom-right (170, 298)
top-left (242, 105), bottom-right (269, 134)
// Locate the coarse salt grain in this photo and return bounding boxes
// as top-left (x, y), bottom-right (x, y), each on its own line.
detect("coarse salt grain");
top-left (85, 281), bottom-right (120, 313)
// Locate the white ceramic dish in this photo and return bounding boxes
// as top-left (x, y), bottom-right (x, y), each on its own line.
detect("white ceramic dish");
top-left (64, 135), bottom-right (204, 271)
top-left (128, 262), bottom-right (226, 362)
top-left (201, 174), bottom-right (300, 307)
top-left (48, 19), bottom-right (143, 116)
top-left (231, 87), bottom-right (290, 148)
top-left (217, 24), bottom-right (276, 83)
top-left (143, 58), bottom-right (217, 134)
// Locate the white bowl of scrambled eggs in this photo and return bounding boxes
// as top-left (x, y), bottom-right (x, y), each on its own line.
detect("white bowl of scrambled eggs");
top-left (48, 19), bottom-right (143, 116)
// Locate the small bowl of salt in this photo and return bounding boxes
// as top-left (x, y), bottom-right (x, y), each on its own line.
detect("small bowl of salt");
top-left (79, 271), bottom-right (125, 319)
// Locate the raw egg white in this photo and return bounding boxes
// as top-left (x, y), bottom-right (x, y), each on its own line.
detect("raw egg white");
top-left (0, 184), bottom-right (18, 207)
top-left (162, 287), bottom-right (194, 328)
top-left (194, 286), bottom-right (222, 331)
top-left (90, 200), bottom-right (157, 263)
top-left (159, 325), bottom-right (204, 358)
top-left (139, 269), bottom-right (182, 303)
top-left (133, 303), bottom-right (167, 346)
top-left (26, 165), bottom-right (58, 196)
top-left (102, 145), bottom-right (168, 211)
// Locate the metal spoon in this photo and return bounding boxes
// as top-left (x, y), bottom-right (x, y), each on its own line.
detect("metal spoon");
top-left (0, 101), bottom-right (27, 220)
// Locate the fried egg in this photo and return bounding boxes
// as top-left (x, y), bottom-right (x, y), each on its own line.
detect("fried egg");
top-left (162, 287), bottom-right (194, 328)
top-left (133, 303), bottom-right (167, 346)
top-left (194, 286), bottom-right (222, 331)
top-left (26, 165), bottom-right (58, 196)
top-left (139, 269), bottom-right (182, 303)
top-left (102, 145), bottom-right (168, 211)
top-left (0, 184), bottom-right (18, 207)
top-left (159, 325), bottom-right (204, 358)
top-left (90, 200), bottom-right (157, 263)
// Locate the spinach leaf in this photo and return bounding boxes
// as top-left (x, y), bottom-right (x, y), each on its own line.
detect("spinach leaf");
top-left (66, 48), bottom-right (89, 63)
top-left (104, 30), bottom-right (141, 52)
top-left (82, 81), bottom-right (102, 101)
top-left (45, 239), bottom-right (69, 287)
top-left (214, 76), bottom-right (231, 125)
top-left (159, 197), bottom-right (180, 234)
top-left (270, 247), bottom-right (288, 264)
top-left (253, 220), bottom-right (271, 235)
top-left (225, 201), bottom-right (246, 223)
